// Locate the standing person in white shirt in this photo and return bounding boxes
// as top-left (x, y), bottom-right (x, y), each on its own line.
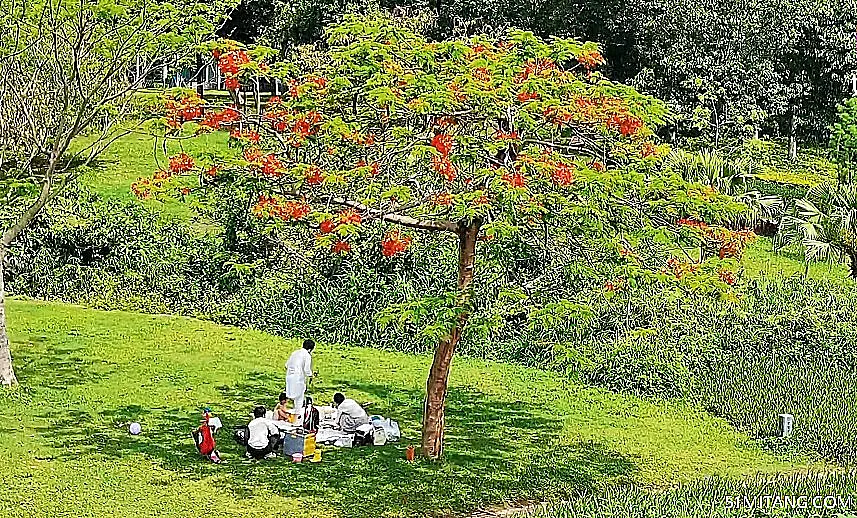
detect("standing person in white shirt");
top-left (286, 339), bottom-right (315, 417)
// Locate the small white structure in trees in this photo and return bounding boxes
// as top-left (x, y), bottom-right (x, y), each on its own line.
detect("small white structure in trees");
top-left (779, 413), bottom-right (794, 438)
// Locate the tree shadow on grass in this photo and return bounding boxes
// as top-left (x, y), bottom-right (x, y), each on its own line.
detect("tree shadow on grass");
top-left (15, 341), bottom-right (115, 390)
top-left (33, 370), bottom-right (637, 517)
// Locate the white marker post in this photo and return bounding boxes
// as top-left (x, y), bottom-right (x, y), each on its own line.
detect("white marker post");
top-left (779, 413), bottom-right (794, 438)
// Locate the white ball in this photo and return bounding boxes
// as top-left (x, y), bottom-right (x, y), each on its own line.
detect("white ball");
top-left (129, 422), bottom-right (141, 435)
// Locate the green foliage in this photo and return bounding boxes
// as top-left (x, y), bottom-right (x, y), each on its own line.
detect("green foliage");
top-left (831, 98), bottom-right (857, 184)
top-left (778, 182), bottom-right (857, 275)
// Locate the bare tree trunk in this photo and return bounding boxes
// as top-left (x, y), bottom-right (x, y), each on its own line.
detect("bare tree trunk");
top-left (0, 251), bottom-right (17, 386)
top-left (421, 221), bottom-right (480, 459)
top-left (195, 54), bottom-right (205, 98)
top-left (788, 105), bottom-right (797, 160)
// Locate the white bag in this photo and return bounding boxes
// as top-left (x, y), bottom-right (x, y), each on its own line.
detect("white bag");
top-left (370, 417), bottom-right (401, 442)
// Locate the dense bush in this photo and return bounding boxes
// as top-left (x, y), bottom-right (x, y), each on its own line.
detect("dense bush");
top-left (12, 187), bottom-right (857, 464)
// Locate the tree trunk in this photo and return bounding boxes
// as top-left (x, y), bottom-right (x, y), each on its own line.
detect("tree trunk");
top-left (421, 221), bottom-right (480, 459)
top-left (788, 106), bottom-right (797, 160)
top-left (195, 54), bottom-right (205, 98)
top-left (0, 251), bottom-right (17, 386)
top-left (849, 251), bottom-right (857, 279)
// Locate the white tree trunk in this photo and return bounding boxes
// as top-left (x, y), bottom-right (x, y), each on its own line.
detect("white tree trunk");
top-left (0, 252), bottom-right (18, 386)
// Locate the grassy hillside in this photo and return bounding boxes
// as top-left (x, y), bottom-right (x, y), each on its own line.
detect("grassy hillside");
top-left (0, 299), bottom-right (819, 517)
top-left (72, 127), bottom-right (232, 220)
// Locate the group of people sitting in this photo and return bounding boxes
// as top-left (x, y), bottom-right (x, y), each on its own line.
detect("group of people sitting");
top-left (241, 339), bottom-right (371, 460)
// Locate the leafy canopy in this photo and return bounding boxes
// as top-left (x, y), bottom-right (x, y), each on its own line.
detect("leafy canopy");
top-left (141, 14), bottom-right (748, 334)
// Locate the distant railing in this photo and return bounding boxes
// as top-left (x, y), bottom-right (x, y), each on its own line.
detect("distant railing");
top-left (132, 56), bottom-right (283, 96)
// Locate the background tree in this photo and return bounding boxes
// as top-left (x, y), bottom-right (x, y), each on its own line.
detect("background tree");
top-left (142, 14), bottom-right (745, 458)
top-left (0, 0), bottom-right (232, 386)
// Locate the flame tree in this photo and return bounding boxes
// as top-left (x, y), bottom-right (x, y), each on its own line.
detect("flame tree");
top-left (142, 14), bottom-right (745, 458)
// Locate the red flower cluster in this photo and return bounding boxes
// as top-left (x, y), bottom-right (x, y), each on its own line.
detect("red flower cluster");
top-left (718, 269), bottom-right (737, 285)
top-left (229, 128), bottom-right (261, 143)
top-left (382, 230), bottom-right (412, 257)
top-left (678, 219), bottom-right (755, 261)
top-left (502, 172), bottom-right (526, 188)
top-left (517, 91), bottom-right (539, 103)
top-left (577, 50), bottom-right (605, 70)
top-left (291, 111), bottom-right (323, 141)
top-left (608, 115), bottom-right (643, 137)
top-left (332, 241), bottom-right (351, 254)
top-left (224, 77), bottom-right (240, 91)
top-left (495, 131), bottom-right (519, 140)
top-left (431, 133), bottom-right (456, 181)
top-left (305, 166), bottom-right (325, 185)
top-left (131, 177), bottom-right (157, 199)
top-left (677, 218), bottom-right (708, 229)
top-left (665, 258), bottom-right (700, 280)
top-left (338, 209), bottom-right (362, 225)
top-left (473, 194), bottom-right (489, 205)
top-left (431, 134), bottom-right (454, 156)
top-left (604, 279), bottom-right (624, 292)
top-left (252, 195), bottom-right (310, 221)
top-left (431, 155), bottom-right (456, 182)
top-left (641, 142), bottom-right (658, 158)
top-left (473, 67), bottom-right (491, 82)
top-left (343, 132), bottom-right (376, 146)
top-left (169, 153), bottom-right (194, 173)
top-left (551, 162), bottom-right (575, 186)
top-left (204, 165), bottom-right (220, 178)
top-left (261, 154), bottom-right (284, 176)
top-left (591, 160), bottom-right (606, 172)
top-left (319, 219), bottom-right (336, 234)
top-left (265, 108), bottom-right (292, 133)
top-left (216, 50), bottom-right (250, 91)
top-left (164, 94), bottom-right (204, 129)
top-left (308, 75), bottom-right (327, 88)
top-left (198, 107), bottom-right (240, 132)
top-left (243, 147), bottom-right (263, 162)
top-left (518, 58), bottom-right (556, 81)
top-left (434, 192), bottom-right (453, 205)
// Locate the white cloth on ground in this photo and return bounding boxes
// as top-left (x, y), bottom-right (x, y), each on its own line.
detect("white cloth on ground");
top-left (316, 428), bottom-right (352, 444)
top-left (247, 417), bottom-right (280, 449)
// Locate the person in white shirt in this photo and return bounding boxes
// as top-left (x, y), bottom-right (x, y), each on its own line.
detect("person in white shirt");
top-left (246, 406), bottom-right (281, 459)
top-left (333, 392), bottom-right (369, 433)
top-left (286, 339), bottom-right (315, 416)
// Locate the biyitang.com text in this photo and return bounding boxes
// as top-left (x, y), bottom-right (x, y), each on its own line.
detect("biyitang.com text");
top-left (724, 495), bottom-right (854, 510)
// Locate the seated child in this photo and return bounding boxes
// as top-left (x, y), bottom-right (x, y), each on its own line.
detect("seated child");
top-left (273, 392), bottom-right (291, 421)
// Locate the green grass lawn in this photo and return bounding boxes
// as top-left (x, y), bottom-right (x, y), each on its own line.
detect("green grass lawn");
top-left (72, 126), bottom-right (233, 221)
top-left (0, 299), bottom-right (821, 517)
top-left (743, 237), bottom-right (849, 281)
